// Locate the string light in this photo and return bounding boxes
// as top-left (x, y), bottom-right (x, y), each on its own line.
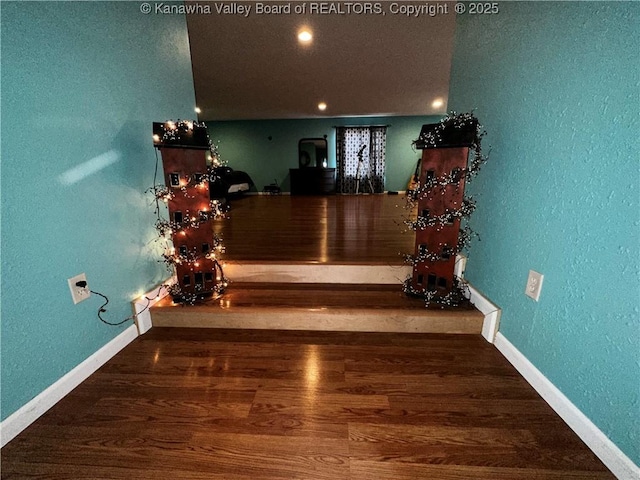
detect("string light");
top-left (402, 111), bottom-right (488, 307)
top-left (151, 120), bottom-right (230, 305)
top-left (404, 198), bottom-right (477, 231)
top-left (403, 277), bottom-right (471, 308)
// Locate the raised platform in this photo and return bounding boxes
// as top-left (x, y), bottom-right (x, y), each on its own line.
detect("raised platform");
top-left (149, 196), bottom-right (485, 334)
top-left (150, 282), bottom-right (484, 333)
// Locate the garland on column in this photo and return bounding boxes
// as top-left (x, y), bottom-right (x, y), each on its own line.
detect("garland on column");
top-left (149, 120), bottom-right (229, 305)
top-left (402, 111), bottom-right (488, 307)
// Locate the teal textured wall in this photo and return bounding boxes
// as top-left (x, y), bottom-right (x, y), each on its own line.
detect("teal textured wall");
top-left (207, 116), bottom-right (440, 192)
top-left (1, 2), bottom-right (196, 420)
top-left (449, 1), bottom-right (639, 464)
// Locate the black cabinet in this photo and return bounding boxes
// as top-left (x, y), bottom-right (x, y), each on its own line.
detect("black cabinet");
top-left (290, 168), bottom-right (336, 195)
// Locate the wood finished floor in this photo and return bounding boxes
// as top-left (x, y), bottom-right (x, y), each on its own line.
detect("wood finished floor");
top-left (154, 283), bottom-right (480, 311)
top-left (214, 195), bottom-right (416, 264)
top-left (1, 328), bottom-right (614, 479)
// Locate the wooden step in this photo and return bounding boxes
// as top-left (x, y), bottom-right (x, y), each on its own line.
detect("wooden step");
top-left (222, 262), bottom-right (412, 284)
top-left (150, 283), bottom-right (484, 334)
top-left (221, 255), bottom-right (465, 284)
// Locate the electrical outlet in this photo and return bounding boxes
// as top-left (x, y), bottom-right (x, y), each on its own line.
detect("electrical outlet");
top-left (68, 273), bottom-right (90, 304)
top-left (525, 270), bottom-right (544, 301)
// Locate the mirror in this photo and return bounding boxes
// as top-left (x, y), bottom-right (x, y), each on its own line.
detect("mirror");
top-left (298, 138), bottom-right (328, 168)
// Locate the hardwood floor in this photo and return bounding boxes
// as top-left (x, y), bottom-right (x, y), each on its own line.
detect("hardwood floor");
top-left (1, 328), bottom-right (614, 479)
top-left (214, 195), bottom-right (416, 264)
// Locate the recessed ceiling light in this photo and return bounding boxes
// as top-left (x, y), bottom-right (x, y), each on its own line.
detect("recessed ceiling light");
top-left (318, 102), bottom-right (327, 111)
top-left (298, 28), bottom-right (313, 44)
top-left (432, 98), bottom-right (444, 109)
top-left (194, 107), bottom-right (201, 114)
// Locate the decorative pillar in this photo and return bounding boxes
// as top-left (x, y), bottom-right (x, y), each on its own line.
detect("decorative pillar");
top-left (404, 113), bottom-right (485, 306)
top-left (152, 120), bottom-right (227, 304)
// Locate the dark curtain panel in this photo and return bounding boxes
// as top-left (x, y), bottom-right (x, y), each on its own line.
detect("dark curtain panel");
top-left (336, 126), bottom-right (386, 194)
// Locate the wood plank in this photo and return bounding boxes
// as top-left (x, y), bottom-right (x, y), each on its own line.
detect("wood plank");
top-left (0, 328), bottom-right (615, 479)
top-left (0, 463), bottom-right (296, 480)
top-left (154, 282), bottom-right (479, 310)
top-left (214, 195), bottom-right (416, 264)
top-left (349, 461), bottom-right (614, 479)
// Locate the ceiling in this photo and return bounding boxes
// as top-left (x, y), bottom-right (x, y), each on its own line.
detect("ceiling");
top-left (186, 2), bottom-right (456, 121)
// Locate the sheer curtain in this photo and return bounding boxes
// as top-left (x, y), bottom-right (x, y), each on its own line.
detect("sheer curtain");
top-left (336, 126), bottom-right (387, 194)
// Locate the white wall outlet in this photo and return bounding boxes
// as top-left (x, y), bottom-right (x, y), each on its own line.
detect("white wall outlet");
top-left (525, 270), bottom-right (544, 301)
top-left (68, 273), bottom-right (90, 304)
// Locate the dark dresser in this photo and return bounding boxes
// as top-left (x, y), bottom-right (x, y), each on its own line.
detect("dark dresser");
top-left (290, 168), bottom-right (336, 195)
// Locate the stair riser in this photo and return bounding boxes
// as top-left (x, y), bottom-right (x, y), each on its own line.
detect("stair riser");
top-left (222, 255), bottom-right (466, 284)
top-left (151, 309), bottom-right (482, 334)
top-left (222, 263), bottom-right (411, 284)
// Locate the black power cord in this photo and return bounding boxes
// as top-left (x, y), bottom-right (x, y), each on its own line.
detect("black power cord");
top-left (90, 290), bottom-right (132, 326)
top-left (76, 280), bottom-right (163, 327)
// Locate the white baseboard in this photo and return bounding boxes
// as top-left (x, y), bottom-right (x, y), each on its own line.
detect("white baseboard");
top-left (454, 253), bottom-right (467, 280)
top-left (494, 332), bottom-right (639, 480)
top-left (133, 277), bottom-right (175, 335)
top-left (463, 281), bottom-right (501, 343)
top-left (0, 324), bottom-right (138, 448)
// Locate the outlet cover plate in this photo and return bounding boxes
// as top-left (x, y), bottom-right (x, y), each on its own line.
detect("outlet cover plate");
top-left (525, 270), bottom-right (544, 301)
top-left (68, 273), bottom-right (90, 304)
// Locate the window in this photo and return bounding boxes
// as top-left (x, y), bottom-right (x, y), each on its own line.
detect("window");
top-left (336, 126), bottom-right (387, 194)
top-left (169, 173), bottom-right (180, 187)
